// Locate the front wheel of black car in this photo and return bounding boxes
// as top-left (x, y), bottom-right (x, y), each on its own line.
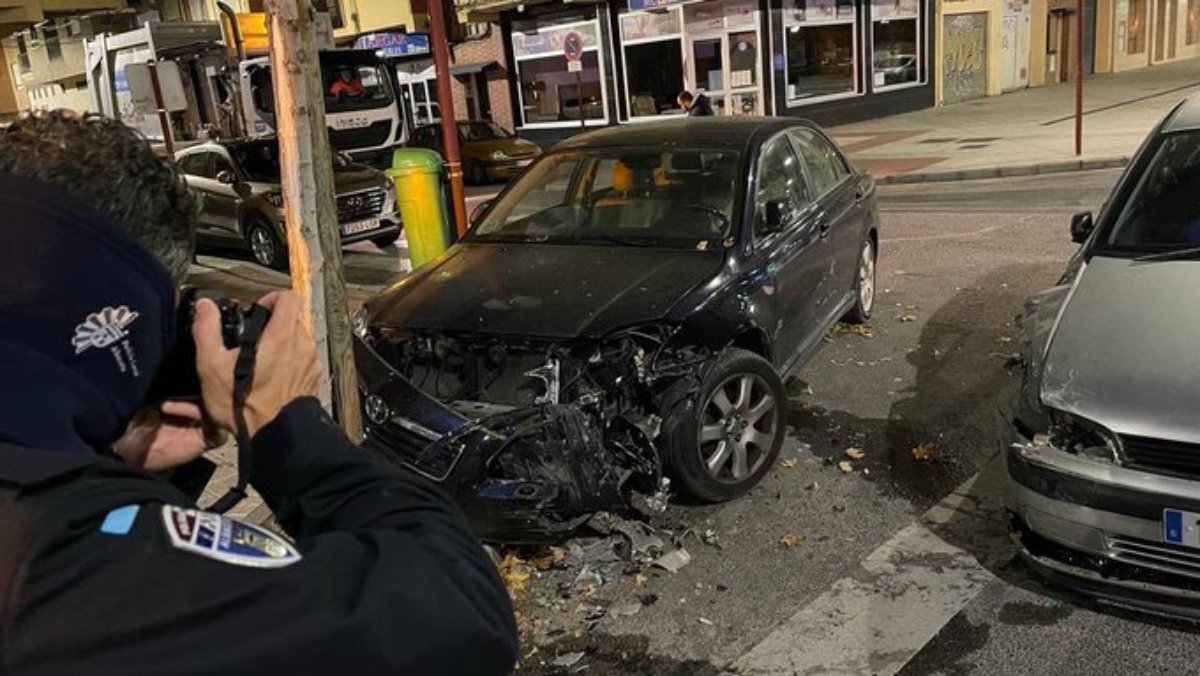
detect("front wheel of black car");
top-left (664, 348), bottom-right (785, 503)
top-left (845, 235), bottom-right (876, 324)
top-left (246, 216), bottom-right (287, 271)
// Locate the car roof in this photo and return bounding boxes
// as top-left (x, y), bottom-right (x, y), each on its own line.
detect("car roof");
top-left (555, 117), bottom-right (819, 150)
top-left (1163, 95), bottom-right (1200, 133)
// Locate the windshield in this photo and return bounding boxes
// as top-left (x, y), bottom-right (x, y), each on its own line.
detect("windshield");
top-left (324, 63), bottom-right (394, 112)
top-left (231, 141), bottom-right (351, 182)
top-left (1102, 130), bottom-right (1200, 253)
top-left (471, 147), bottom-right (741, 247)
top-left (459, 121), bottom-right (511, 142)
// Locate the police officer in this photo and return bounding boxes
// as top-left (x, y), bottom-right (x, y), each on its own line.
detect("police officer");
top-left (0, 112), bottom-right (518, 674)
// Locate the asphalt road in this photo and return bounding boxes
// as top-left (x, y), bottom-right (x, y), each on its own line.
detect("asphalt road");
top-left (189, 169), bottom-right (1200, 674)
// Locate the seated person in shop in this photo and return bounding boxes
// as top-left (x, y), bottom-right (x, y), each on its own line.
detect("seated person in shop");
top-left (328, 68), bottom-right (366, 99)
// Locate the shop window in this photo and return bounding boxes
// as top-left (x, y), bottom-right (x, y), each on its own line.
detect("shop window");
top-left (870, 0), bottom-right (920, 89)
top-left (785, 23), bottom-right (858, 100)
top-left (621, 9), bottom-right (684, 118)
top-left (513, 17), bottom-right (608, 127)
top-left (44, 25), bottom-right (61, 62)
top-left (1128, 0), bottom-right (1147, 53)
top-left (1187, 0), bottom-right (1200, 44)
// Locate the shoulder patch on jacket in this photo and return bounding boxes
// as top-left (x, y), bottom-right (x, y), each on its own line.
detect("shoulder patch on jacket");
top-left (161, 505), bottom-right (300, 568)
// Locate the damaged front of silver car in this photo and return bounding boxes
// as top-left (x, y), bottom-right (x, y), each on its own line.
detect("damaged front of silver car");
top-left (351, 318), bottom-right (706, 543)
top-left (1007, 104), bottom-right (1200, 618)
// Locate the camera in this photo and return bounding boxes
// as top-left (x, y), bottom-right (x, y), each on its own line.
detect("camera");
top-left (144, 288), bottom-right (256, 403)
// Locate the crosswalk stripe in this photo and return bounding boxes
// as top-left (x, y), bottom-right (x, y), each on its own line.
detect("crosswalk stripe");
top-left (733, 464), bottom-right (1002, 675)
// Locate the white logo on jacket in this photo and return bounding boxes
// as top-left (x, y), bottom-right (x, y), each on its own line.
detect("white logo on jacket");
top-left (72, 306), bottom-right (139, 354)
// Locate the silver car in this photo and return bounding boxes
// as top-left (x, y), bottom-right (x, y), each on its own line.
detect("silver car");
top-left (1009, 95), bottom-right (1200, 615)
top-left (177, 137), bottom-right (401, 271)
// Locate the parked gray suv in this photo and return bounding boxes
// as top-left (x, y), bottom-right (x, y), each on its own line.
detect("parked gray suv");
top-left (177, 137), bottom-right (401, 270)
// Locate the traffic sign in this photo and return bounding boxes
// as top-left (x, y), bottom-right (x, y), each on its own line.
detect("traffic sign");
top-left (567, 60), bottom-right (583, 73)
top-left (563, 30), bottom-right (585, 62)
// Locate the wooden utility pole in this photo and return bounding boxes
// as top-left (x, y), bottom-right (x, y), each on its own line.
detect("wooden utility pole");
top-left (428, 0), bottom-right (469, 236)
top-left (266, 0), bottom-right (362, 441)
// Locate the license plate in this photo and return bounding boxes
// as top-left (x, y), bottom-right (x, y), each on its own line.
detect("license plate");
top-left (1163, 508), bottom-right (1200, 547)
top-left (342, 218), bottom-right (380, 236)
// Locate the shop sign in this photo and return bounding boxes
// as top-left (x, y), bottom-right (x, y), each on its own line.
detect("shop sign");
top-left (871, 0), bottom-right (919, 21)
top-left (353, 32), bottom-right (430, 57)
top-left (629, 0), bottom-right (684, 10)
top-left (783, 0), bottom-right (856, 24)
top-left (620, 9), bottom-right (682, 42)
top-left (513, 22), bottom-right (600, 58)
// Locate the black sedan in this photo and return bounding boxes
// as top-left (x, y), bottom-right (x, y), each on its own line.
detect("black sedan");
top-left (352, 118), bottom-right (879, 540)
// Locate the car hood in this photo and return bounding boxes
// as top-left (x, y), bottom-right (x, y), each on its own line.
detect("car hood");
top-left (332, 163), bottom-right (387, 193)
top-left (366, 243), bottom-right (724, 339)
top-left (1040, 255), bottom-right (1200, 443)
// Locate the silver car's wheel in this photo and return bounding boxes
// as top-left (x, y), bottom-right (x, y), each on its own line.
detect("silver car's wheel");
top-left (699, 373), bottom-right (778, 484)
top-left (246, 219), bottom-right (286, 271)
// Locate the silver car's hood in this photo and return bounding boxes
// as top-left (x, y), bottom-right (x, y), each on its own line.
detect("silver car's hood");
top-left (1041, 255), bottom-right (1200, 443)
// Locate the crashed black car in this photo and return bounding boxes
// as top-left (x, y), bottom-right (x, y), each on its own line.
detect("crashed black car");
top-left (353, 118), bottom-right (880, 541)
top-left (1009, 95), bottom-right (1200, 616)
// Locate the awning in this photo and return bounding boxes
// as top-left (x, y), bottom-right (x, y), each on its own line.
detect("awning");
top-left (450, 61), bottom-right (500, 76)
top-left (455, 0), bottom-right (553, 23)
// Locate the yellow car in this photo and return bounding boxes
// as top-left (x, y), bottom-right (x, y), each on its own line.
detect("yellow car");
top-left (408, 120), bottom-right (541, 185)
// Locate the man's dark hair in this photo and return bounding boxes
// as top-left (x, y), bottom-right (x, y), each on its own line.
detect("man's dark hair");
top-left (678, 90), bottom-right (694, 105)
top-left (0, 111), bottom-right (195, 282)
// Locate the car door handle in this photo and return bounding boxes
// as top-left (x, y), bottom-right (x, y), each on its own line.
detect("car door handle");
top-left (819, 220), bottom-right (832, 238)
top-left (854, 188), bottom-right (865, 201)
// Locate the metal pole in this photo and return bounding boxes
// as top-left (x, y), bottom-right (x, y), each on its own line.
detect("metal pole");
top-left (576, 70), bottom-right (585, 132)
top-left (1075, 0), bottom-right (1084, 156)
top-left (146, 60), bottom-right (175, 159)
top-left (428, 0), bottom-right (469, 237)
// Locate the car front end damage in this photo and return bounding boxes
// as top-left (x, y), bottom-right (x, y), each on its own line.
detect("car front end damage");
top-left (1007, 267), bottom-right (1200, 618)
top-left (352, 323), bottom-right (710, 542)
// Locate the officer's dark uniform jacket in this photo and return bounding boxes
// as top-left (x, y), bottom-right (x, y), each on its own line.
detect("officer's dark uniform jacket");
top-left (0, 174), bottom-right (518, 675)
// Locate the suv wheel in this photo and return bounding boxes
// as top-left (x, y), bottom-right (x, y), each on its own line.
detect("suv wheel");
top-left (246, 216), bottom-right (287, 271)
top-left (663, 348), bottom-right (785, 502)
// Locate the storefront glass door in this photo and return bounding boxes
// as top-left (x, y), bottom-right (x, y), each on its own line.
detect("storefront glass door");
top-left (687, 31), bottom-right (762, 116)
top-left (691, 37), bottom-right (727, 115)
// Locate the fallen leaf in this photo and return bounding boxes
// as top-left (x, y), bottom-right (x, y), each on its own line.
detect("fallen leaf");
top-left (780, 534), bottom-right (806, 548)
top-left (530, 546), bottom-right (566, 571)
top-left (779, 458), bottom-right (799, 469)
top-left (837, 460), bottom-right (855, 474)
top-left (911, 443), bottom-right (935, 461)
top-left (633, 573), bottom-right (650, 588)
top-left (898, 314), bottom-right (917, 322)
top-left (1032, 433), bottom-right (1051, 447)
top-left (498, 553), bottom-right (533, 596)
top-left (844, 447), bottom-right (866, 460)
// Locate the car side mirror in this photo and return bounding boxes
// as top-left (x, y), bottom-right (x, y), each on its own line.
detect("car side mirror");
top-left (761, 199), bottom-right (787, 234)
top-left (1070, 211), bottom-right (1094, 244)
top-left (470, 200), bottom-right (493, 225)
top-left (216, 170), bottom-right (237, 185)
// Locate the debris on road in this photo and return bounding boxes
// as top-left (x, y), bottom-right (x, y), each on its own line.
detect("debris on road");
top-left (701, 528), bottom-right (721, 548)
top-left (786, 377), bottom-right (814, 397)
top-left (652, 548), bottom-right (692, 573)
top-left (779, 458), bottom-right (799, 469)
top-left (552, 651), bottom-right (587, 668)
top-left (698, 617), bottom-right (715, 626)
top-left (837, 460), bottom-right (855, 474)
top-left (500, 553), bottom-right (533, 596)
top-left (826, 323), bottom-right (875, 340)
top-left (898, 314), bottom-right (917, 322)
top-left (779, 534), bottom-right (805, 548)
top-left (911, 443), bottom-right (935, 461)
top-left (844, 447), bottom-right (866, 460)
top-left (608, 602), bottom-right (643, 620)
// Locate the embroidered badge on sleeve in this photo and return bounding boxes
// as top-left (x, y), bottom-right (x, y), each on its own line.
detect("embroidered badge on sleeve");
top-left (161, 505), bottom-right (300, 568)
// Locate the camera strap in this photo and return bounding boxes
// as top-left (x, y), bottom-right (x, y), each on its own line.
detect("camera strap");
top-left (206, 304), bottom-right (272, 515)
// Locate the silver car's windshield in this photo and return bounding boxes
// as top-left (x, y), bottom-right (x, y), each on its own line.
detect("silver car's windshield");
top-left (470, 148), bottom-right (740, 248)
top-left (1105, 130), bottom-right (1200, 253)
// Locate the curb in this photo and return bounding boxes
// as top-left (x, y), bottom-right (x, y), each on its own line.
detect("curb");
top-left (876, 156), bottom-right (1129, 185)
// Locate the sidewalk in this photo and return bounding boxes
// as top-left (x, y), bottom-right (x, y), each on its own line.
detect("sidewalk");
top-left (829, 57), bottom-right (1200, 182)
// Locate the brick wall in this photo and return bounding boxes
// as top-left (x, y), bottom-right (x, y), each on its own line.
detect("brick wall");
top-left (450, 27), bottom-right (513, 131)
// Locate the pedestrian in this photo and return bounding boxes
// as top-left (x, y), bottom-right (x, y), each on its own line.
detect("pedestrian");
top-left (678, 90), bottom-right (716, 117)
top-left (0, 111), bottom-right (518, 675)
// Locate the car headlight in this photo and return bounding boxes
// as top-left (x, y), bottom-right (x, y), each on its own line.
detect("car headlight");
top-left (263, 192), bottom-right (285, 207)
top-left (350, 307), bottom-right (369, 339)
top-left (490, 150), bottom-right (509, 161)
top-left (1047, 409), bottom-right (1120, 463)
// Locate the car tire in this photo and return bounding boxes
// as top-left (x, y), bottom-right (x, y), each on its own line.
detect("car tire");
top-left (246, 216), bottom-right (287, 272)
top-left (371, 230), bottom-right (400, 249)
top-left (469, 161), bottom-right (489, 186)
top-left (662, 348), bottom-right (786, 503)
top-left (845, 234), bottom-right (876, 324)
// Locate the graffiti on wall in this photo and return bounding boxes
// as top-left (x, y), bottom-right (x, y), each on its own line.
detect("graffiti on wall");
top-left (942, 13), bottom-right (988, 104)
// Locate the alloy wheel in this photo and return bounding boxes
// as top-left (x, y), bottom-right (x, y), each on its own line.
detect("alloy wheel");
top-left (250, 226), bottom-right (277, 268)
top-left (859, 239), bottom-right (876, 316)
top-left (698, 373), bottom-right (778, 483)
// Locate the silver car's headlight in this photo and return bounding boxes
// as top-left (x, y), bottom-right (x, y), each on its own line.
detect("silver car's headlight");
top-left (1046, 409), bottom-right (1120, 463)
top-left (490, 150), bottom-right (509, 161)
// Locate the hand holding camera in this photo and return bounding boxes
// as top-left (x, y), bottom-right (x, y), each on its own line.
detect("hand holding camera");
top-left (194, 291), bottom-right (322, 438)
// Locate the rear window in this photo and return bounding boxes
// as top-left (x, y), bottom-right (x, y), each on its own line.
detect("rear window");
top-left (1103, 130), bottom-right (1200, 252)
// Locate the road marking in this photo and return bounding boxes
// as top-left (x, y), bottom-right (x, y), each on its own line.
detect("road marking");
top-left (734, 464), bottom-right (1004, 675)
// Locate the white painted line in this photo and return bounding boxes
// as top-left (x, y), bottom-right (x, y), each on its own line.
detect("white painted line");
top-left (733, 473), bottom-right (999, 675)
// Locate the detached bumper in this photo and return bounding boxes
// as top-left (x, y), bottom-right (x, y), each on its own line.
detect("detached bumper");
top-left (1007, 441), bottom-right (1200, 617)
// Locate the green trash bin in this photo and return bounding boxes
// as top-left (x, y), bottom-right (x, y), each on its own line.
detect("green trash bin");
top-left (386, 148), bottom-right (451, 270)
